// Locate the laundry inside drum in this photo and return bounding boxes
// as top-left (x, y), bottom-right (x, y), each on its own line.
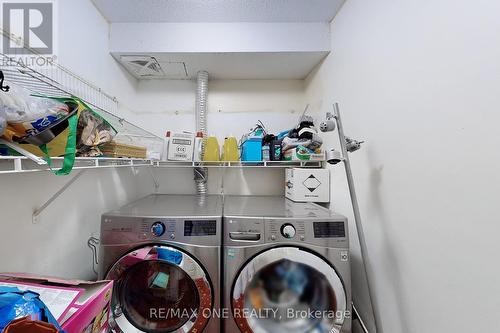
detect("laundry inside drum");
top-left (243, 259), bottom-right (337, 333)
top-left (119, 260), bottom-right (199, 332)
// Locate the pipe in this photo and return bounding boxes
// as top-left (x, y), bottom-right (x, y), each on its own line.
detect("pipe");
top-left (194, 71), bottom-right (209, 194)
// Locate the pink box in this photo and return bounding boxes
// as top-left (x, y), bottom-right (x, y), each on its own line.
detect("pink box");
top-left (0, 273), bottom-right (113, 333)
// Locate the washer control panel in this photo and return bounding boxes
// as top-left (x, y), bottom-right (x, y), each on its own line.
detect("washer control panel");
top-left (265, 219), bottom-right (348, 246)
top-left (267, 219), bottom-right (306, 242)
top-left (137, 218), bottom-right (221, 246)
top-left (224, 217), bottom-right (348, 247)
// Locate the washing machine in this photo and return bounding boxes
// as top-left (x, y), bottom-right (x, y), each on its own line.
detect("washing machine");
top-left (99, 194), bottom-right (222, 333)
top-left (223, 195), bottom-right (351, 333)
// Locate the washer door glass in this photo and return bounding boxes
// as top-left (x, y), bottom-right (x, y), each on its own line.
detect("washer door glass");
top-left (232, 247), bottom-right (347, 333)
top-left (121, 260), bottom-right (199, 332)
top-left (106, 245), bottom-right (213, 333)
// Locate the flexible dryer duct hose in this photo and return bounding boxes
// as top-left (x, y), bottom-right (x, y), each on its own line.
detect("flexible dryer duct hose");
top-left (194, 71), bottom-right (209, 194)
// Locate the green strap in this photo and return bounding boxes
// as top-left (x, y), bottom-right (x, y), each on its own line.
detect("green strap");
top-left (40, 113), bottom-right (78, 176)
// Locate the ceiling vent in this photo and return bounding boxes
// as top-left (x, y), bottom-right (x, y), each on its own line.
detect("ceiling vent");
top-left (118, 55), bottom-right (189, 79)
top-left (120, 55), bottom-right (165, 78)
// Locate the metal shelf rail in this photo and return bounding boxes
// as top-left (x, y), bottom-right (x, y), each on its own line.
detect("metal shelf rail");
top-left (155, 160), bottom-right (324, 168)
top-left (0, 156), bottom-right (323, 174)
top-left (0, 156), bottom-right (153, 174)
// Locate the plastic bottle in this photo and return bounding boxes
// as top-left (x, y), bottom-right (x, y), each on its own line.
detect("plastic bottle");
top-left (161, 131), bottom-right (170, 161)
top-left (203, 135), bottom-right (220, 161)
top-left (193, 131), bottom-right (204, 162)
top-left (222, 136), bottom-right (239, 161)
top-left (262, 144), bottom-right (270, 161)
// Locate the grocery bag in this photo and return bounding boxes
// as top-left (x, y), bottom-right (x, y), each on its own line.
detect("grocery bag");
top-left (35, 96), bottom-right (116, 175)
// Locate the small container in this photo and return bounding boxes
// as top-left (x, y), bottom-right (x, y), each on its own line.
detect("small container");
top-left (161, 131), bottom-right (170, 161)
top-left (241, 136), bottom-right (262, 161)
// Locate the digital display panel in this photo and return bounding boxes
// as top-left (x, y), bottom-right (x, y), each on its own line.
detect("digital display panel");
top-left (313, 222), bottom-right (346, 238)
top-left (184, 220), bottom-right (217, 236)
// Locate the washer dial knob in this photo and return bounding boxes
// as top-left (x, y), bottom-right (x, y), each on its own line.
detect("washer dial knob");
top-left (151, 222), bottom-right (166, 237)
top-left (281, 224), bottom-right (296, 239)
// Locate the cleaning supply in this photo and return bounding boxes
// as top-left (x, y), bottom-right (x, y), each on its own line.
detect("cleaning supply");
top-left (161, 131), bottom-right (170, 161)
top-left (270, 137), bottom-right (283, 161)
top-left (222, 136), bottom-right (239, 161)
top-left (262, 134), bottom-right (282, 161)
top-left (193, 131), bottom-right (204, 162)
top-left (241, 123), bottom-right (265, 162)
top-left (262, 144), bottom-right (270, 161)
top-left (241, 136), bottom-right (262, 161)
top-left (203, 135), bottom-right (220, 161)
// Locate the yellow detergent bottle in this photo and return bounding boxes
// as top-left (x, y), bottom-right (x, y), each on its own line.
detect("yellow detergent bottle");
top-left (203, 135), bottom-right (220, 161)
top-left (222, 136), bottom-right (239, 161)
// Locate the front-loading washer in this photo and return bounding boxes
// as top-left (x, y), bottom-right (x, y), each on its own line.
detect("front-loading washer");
top-left (99, 194), bottom-right (222, 333)
top-left (223, 195), bottom-right (352, 333)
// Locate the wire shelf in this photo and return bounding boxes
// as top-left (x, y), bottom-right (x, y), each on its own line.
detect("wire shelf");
top-left (154, 160), bottom-right (324, 168)
top-left (0, 156), bottom-right (323, 174)
top-left (0, 156), bottom-right (153, 174)
top-left (0, 53), bottom-right (160, 140)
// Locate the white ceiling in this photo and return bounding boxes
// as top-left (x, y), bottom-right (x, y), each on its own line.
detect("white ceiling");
top-left (92, 0), bottom-right (345, 23)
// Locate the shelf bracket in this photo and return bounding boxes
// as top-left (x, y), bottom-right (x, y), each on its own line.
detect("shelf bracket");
top-left (148, 167), bottom-right (160, 193)
top-left (32, 170), bottom-right (86, 224)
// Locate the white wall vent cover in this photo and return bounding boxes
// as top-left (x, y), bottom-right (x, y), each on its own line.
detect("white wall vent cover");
top-left (119, 55), bottom-right (188, 79)
top-left (120, 55), bottom-right (164, 77)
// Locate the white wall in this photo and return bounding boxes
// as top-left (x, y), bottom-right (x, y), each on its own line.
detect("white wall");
top-left (122, 79), bottom-right (304, 139)
top-left (0, 168), bottom-right (149, 280)
top-left (305, 0), bottom-right (500, 332)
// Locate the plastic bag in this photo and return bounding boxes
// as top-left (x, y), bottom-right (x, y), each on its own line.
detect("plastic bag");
top-left (0, 286), bottom-right (63, 332)
top-left (0, 84), bottom-right (70, 142)
top-left (0, 84), bottom-right (69, 123)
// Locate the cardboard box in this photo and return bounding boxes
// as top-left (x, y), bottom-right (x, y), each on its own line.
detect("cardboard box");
top-left (167, 132), bottom-right (195, 161)
top-left (285, 168), bottom-right (330, 203)
top-left (0, 273), bottom-right (113, 333)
